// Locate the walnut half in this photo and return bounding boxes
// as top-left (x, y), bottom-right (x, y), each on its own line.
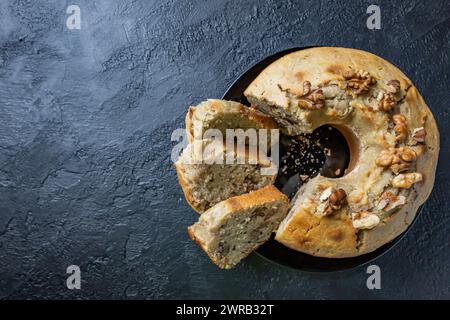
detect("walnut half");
top-left (391, 172), bottom-right (423, 189)
top-left (352, 211), bottom-right (380, 230)
top-left (377, 189), bottom-right (406, 213)
top-left (376, 92), bottom-right (396, 112)
top-left (393, 114), bottom-right (408, 143)
top-left (315, 187), bottom-right (347, 216)
top-left (298, 81), bottom-right (325, 110)
top-left (279, 81), bottom-right (325, 110)
top-left (342, 70), bottom-right (377, 96)
top-left (375, 147), bottom-right (417, 174)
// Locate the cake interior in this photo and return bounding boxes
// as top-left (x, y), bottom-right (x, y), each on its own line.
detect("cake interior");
top-left (209, 203), bottom-right (285, 267)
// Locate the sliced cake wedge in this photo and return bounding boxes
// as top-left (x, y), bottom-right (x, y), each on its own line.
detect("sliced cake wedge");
top-left (175, 139), bottom-right (277, 213)
top-left (188, 185), bottom-right (289, 269)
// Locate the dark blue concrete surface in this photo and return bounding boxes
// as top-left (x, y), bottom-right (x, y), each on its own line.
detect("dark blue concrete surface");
top-left (0, 0), bottom-right (449, 299)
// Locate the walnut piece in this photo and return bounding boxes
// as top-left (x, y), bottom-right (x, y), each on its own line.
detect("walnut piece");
top-left (392, 172), bottom-right (423, 189)
top-left (375, 147), bottom-right (417, 174)
top-left (393, 114), bottom-right (408, 142)
top-left (377, 190), bottom-right (396, 210)
top-left (315, 202), bottom-right (332, 216)
top-left (302, 80), bottom-right (311, 95)
top-left (377, 189), bottom-right (406, 212)
top-left (412, 127), bottom-right (427, 143)
top-left (376, 92), bottom-right (396, 112)
top-left (280, 81), bottom-right (325, 110)
top-left (329, 188), bottom-right (347, 209)
top-left (348, 190), bottom-right (370, 213)
top-left (352, 211), bottom-right (380, 230)
top-left (297, 81), bottom-right (325, 110)
top-left (386, 80), bottom-right (400, 93)
top-left (315, 187), bottom-right (347, 216)
top-left (342, 70), bottom-right (377, 95)
top-left (319, 187), bottom-right (333, 202)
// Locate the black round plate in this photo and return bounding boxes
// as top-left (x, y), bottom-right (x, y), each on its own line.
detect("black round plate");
top-left (222, 47), bottom-right (422, 272)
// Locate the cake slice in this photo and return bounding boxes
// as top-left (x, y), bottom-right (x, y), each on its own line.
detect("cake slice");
top-left (175, 139), bottom-right (277, 213)
top-left (188, 185), bottom-right (289, 269)
top-left (186, 99), bottom-right (277, 142)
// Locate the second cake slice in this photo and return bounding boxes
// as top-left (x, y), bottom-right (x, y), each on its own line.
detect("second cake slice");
top-left (188, 185), bottom-right (289, 269)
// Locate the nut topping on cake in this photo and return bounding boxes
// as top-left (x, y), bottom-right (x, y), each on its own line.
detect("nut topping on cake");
top-left (342, 70), bottom-right (377, 95)
top-left (375, 147), bottom-right (417, 174)
top-left (377, 189), bottom-right (406, 212)
top-left (376, 92), bottom-right (396, 112)
top-left (319, 187), bottom-right (333, 202)
top-left (298, 81), bottom-right (325, 110)
top-left (329, 188), bottom-right (347, 209)
top-left (278, 81), bottom-right (325, 110)
top-left (393, 114), bottom-right (408, 142)
top-left (412, 127), bottom-right (427, 143)
top-left (315, 187), bottom-right (347, 216)
top-left (302, 80), bottom-right (312, 95)
top-left (386, 80), bottom-right (400, 93)
top-left (352, 211), bottom-right (380, 230)
top-left (392, 172), bottom-right (423, 189)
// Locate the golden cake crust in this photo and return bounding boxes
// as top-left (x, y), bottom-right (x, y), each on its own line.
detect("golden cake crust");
top-left (187, 185), bottom-right (289, 269)
top-left (186, 99), bottom-right (277, 143)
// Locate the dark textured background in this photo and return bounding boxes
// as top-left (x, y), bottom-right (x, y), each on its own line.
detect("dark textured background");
top-left (0, 0), bottom-right (449, 299)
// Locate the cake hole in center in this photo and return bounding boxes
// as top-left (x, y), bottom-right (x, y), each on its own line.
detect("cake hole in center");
top-left (275, 124), bottom-right (355, 199)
